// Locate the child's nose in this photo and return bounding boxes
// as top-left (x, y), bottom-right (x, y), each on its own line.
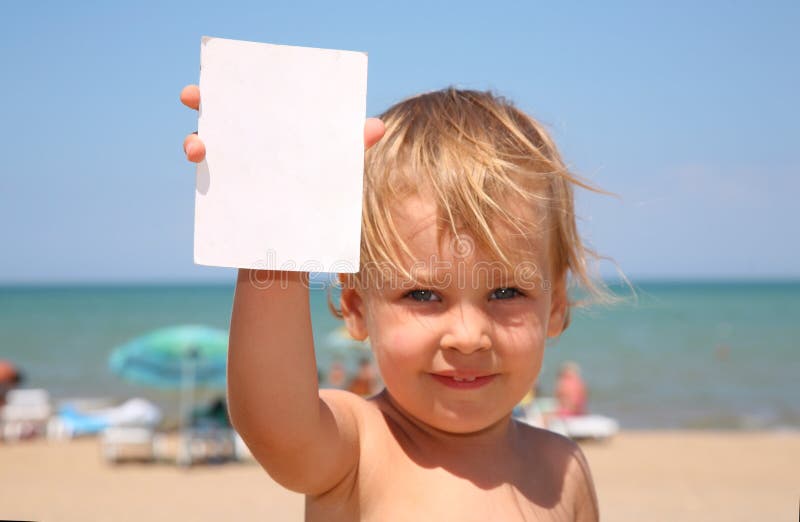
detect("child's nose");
top-left (439, 305), bottom-right (492, 354)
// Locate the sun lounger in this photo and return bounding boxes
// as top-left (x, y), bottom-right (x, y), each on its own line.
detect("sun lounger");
top-left (177, 427), bottom-right (236, 466)
top-left (102, 426), bottom-right (166, 463)
top-left (48, 398), bottom-right (163, 440)
top-left (552, 415), bottom-right (620, 441)
top-left (0, 388), bottom-right (53, 442)
top-left (514, 397), bottom-right (619, 441)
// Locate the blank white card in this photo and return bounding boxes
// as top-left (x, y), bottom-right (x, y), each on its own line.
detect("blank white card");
top-left (194, 36), bottom-right (367, 273)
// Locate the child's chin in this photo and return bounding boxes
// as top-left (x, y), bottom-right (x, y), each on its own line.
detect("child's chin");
top-left (429, 408), bottom-right (512, 435)
top-left (382, 389), bottom-right (512, 435)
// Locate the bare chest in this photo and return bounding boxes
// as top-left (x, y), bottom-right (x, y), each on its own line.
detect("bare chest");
top-left (308, 424), bottom-right (573, 522)
top-left (306, 393), bottom-right (592, 522)
top-left (358, 463), bottom-right (563, 522)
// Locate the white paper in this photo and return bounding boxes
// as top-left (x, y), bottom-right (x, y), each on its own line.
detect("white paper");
top-left (194, 36), bottom-right (367, 273)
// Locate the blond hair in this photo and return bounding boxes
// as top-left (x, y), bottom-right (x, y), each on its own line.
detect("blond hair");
top-left (335, 87), bottom-right (623, 331)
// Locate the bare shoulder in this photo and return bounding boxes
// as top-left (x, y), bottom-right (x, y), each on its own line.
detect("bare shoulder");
top-left (317, 387), bottom-right (374, 435)
top-left (317, 388), bottom-right (389, 451)
top-left (309, 389), bottom-right (388, 496)
top-left (319, 386), bottom-right (368, 407)
top-left (514, 419), bottom-right (583, 466)
top-left (514, 421), bottom-right (600, 521)
top-left (318, 387), bottom-right (381, 424)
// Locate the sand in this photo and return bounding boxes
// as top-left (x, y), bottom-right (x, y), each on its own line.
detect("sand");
top-left (1, 431), bottom-right (797, 521)
top-left (582, 431), bottom-right (798, 521)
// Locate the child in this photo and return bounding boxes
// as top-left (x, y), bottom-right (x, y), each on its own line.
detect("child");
top-left (181, 84), bottom-right (609, 521)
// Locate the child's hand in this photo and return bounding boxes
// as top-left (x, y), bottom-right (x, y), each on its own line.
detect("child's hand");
top-left (180, 85), bottom-right (206, 162)
top-left (180, 84), bottom-right (385, 163)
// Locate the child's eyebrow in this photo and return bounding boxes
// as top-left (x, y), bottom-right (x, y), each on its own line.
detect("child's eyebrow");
top-left (396, 261), bottom-right (548, 291)
top-left (400, 270), bottom-right (447, 289)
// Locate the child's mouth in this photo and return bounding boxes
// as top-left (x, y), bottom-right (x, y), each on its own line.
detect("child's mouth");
top-left (430, 373), bottom-right (497, 389)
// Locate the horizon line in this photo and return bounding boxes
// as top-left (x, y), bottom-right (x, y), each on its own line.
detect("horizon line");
top-left (2, 276), bottom-right (799, 289)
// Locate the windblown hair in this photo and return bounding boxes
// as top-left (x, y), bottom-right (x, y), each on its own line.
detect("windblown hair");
top-left (335, 87), bottom-right (622, 331)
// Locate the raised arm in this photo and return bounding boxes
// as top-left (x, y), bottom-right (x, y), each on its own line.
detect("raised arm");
top-left (228, 270), bottom-right (355, 494)
top-left (181, 85), bottom-right (384, 494)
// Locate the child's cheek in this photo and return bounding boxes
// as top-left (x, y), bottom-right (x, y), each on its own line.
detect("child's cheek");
top-left (376, 335), bottom-right (409, 362)
top-left (500, 327), bottom-right (545, 357)
top-left (389, 332), bottom-right (407, 350)
top-left (375, 332), bottom-right (419, 365)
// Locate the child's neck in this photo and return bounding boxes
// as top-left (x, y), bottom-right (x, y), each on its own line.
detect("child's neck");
top-left (373, 389), bottom-right (526, 488)
top-left (375, 388), bottom-right (520, 452)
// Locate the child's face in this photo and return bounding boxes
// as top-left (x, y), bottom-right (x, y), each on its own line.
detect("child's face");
top-left (341, 196), bottom-right (567, 434)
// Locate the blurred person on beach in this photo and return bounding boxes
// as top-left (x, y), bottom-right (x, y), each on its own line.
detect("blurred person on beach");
top-left (0, 360), bottom-right (23, 407)
top-left (181, 82), bottom-right (617, 521)
top-left (325, 360), bottom-right (348, 389)
top-left (346, 357), bottom-right (379, 397)
top-left (555, 361), bottom-right (588, 417)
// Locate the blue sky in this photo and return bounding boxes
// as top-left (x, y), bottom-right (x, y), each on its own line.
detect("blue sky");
top-left (1, 1), bottom-right (797, 283)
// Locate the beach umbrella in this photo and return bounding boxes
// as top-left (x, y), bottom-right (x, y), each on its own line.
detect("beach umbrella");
top-left (109, 325), bottom-right (228, 389)
top-left (109, 325), bottom-right (229, 441)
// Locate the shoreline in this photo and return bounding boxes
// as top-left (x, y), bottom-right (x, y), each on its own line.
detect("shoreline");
top-left (2, 430), bottom-right (797, 521)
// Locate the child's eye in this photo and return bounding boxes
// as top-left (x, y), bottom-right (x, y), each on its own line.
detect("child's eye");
top-left (490, 287), bottom-right (524, 300)
top-left (404, 289), bottom-right (441, 302)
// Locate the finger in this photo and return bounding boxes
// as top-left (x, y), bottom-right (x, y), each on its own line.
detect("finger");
top-left (183, 133), bottom-right (206, 163)
top-left (180, 85), bottom-right (200, 111)
top-left (364, 118), bottom-right (385, 150)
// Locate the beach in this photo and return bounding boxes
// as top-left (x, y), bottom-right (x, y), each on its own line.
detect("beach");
top-left (2, 283), bottom-right (798, 519)
top-left (1, 430), bottom-right (797, 521)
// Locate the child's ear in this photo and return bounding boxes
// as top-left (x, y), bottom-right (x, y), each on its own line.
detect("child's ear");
top-left (340, 281), bottom-right (368, 341)
top-left (546, 271), bottom-right (569, 338)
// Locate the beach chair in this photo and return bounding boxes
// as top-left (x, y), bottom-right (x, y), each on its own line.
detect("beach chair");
top-left (48, 397), bottom-right (163, 440)
top-left (102, 425), bottom-right (166, 463)
top-left (0, 388), bottom-right (53, 442)
top-left (176, 426), bottom-right (236, 466)
top-left (172, 398), bottom-right (237, 466)
top-left (554, 414), bottom-right (620, 441)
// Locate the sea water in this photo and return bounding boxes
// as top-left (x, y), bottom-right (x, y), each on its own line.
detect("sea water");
top-left (1, 281), bottom-right (797, 430)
